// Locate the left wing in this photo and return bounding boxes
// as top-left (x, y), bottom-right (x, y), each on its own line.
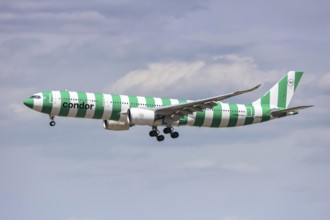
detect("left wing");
top-left (155, 84), bottom-right (261, 121)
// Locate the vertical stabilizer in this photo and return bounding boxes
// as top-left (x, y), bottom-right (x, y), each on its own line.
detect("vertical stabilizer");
top-left (253, 71), bottom-right (303, 109)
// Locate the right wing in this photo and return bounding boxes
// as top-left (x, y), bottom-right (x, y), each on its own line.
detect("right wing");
top-left (155, 84), bottom-right (261, 121)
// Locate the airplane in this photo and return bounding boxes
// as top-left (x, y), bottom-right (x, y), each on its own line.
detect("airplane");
top-left (23, 71), bottom-right (312, 141)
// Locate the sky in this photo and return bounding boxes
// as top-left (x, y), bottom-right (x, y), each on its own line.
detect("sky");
top-left (0, 0), bottom-right (330, 220)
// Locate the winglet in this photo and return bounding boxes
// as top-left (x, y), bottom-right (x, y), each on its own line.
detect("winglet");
top-left (231, 84), bottom-right (261, 98)
top-left (245, 84), bottom-right (261, 93)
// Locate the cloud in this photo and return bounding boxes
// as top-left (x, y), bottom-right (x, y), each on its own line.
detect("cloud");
top-left (0, 11), bottom-right (106, 22)
top-left (222, 215), bottom-right (250, 220)
top-left (317, 72), bottom-right (330, 92)
top-left (108, 60), bottom-right (205, 95)
top-left (302, 72), bottom-right (330, 92)
top-left (106, 54), bottom-right (279, 98)
top-left (300, 127), bottom-right (330, 144)
top-left (59, 217), bottom-right (98, 220)
top-left (0, 86), bottom-right (38, 123)
top-left (183, 158), bottom-right (262, 175)
top-left (183, 159), bottom-right (217, 170)
top-left (221, 162), bottom-right (262, 174)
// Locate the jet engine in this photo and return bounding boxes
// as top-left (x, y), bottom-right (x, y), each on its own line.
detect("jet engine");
top-left (103, 120), bottom-right (130, 131)
top-left (129, 108), bottom-right (156, 126)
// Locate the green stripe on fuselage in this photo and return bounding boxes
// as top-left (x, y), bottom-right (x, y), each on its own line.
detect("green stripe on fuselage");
top-left (145, 97), bottom-right (155, 108)
top-left (75, 92), bottom-right (88, 118)
top-left (193, 110), bottom-right (205, 127)
top-left (110, 94), bottom-right (121, 121)
top-left (261, 92), bottom-right (270, 122)
top-left (227, 104), bottom-right (238, 127)
top-left (211, 103), bottom-right (222, 128)
top-left (59, 91), bottom-right (70, 117)
top-left (244, 104), bottom-right (254, 125)
top-left (93, 93), bottom-right (104, 119)
top-left (129, 96), bottom-right (139, 108)
top-left (41, 91), bottom-right (52, 114)
top-left (261, 105), bottom-right (271, 122)
top-left (161, 98), bottom-right (171, 106)
top-left (178, 99), bottom-right (188, 125)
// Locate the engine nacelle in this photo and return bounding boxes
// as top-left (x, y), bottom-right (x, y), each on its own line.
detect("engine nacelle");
top-left (103, 120), bottom-right (130, 131)
top-left (129, 108), bottom-right (155, 126)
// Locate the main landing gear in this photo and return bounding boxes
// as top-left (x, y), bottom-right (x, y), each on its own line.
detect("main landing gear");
top-left (149, 126), bottom-right (164, 142)
top-left (163, 127), bottom-right (179, 139)
top-left (149, 126), bottom-right (179, 142)
top-left (49, 115), bottom-right (56, 127)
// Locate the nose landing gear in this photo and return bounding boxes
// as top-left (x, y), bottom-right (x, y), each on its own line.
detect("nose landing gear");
top-left (49, 115), bottom-right (56, 127)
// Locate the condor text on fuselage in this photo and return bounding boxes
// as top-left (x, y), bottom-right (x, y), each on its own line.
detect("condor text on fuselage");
top-left (62, 102), bottom-right (94, 110)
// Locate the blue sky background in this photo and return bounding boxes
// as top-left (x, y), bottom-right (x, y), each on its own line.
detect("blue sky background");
top-left (0, 0), bottom-right (330, 220)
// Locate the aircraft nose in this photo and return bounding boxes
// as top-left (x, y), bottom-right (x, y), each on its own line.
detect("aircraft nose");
top-left (23, 98), bottom-right (33, 109)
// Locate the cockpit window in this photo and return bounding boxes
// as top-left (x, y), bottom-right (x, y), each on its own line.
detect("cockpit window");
top-left (30, 95), bottom-right (41, 99)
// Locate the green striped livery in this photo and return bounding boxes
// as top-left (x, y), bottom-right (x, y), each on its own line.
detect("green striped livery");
top-left (23, 71), bottom-right (312, 141)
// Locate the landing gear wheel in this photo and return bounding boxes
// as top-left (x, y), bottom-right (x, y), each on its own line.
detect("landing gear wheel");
top-left (163, 127), bottom-right (172, 134)
top-left (170, 131), bottom-right (179, 139)
top-left (50, 121), bottom-right (56, 126)
top-left (156, 135), bottom-right (165, 142)
top-left (149, 130), bottom-right (158, 137)
top-left (150, 126), bottom-right (160, 138)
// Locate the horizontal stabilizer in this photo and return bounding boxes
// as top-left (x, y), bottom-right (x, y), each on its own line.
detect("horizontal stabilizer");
top-left (271, 105), bottom-right (313, 117)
